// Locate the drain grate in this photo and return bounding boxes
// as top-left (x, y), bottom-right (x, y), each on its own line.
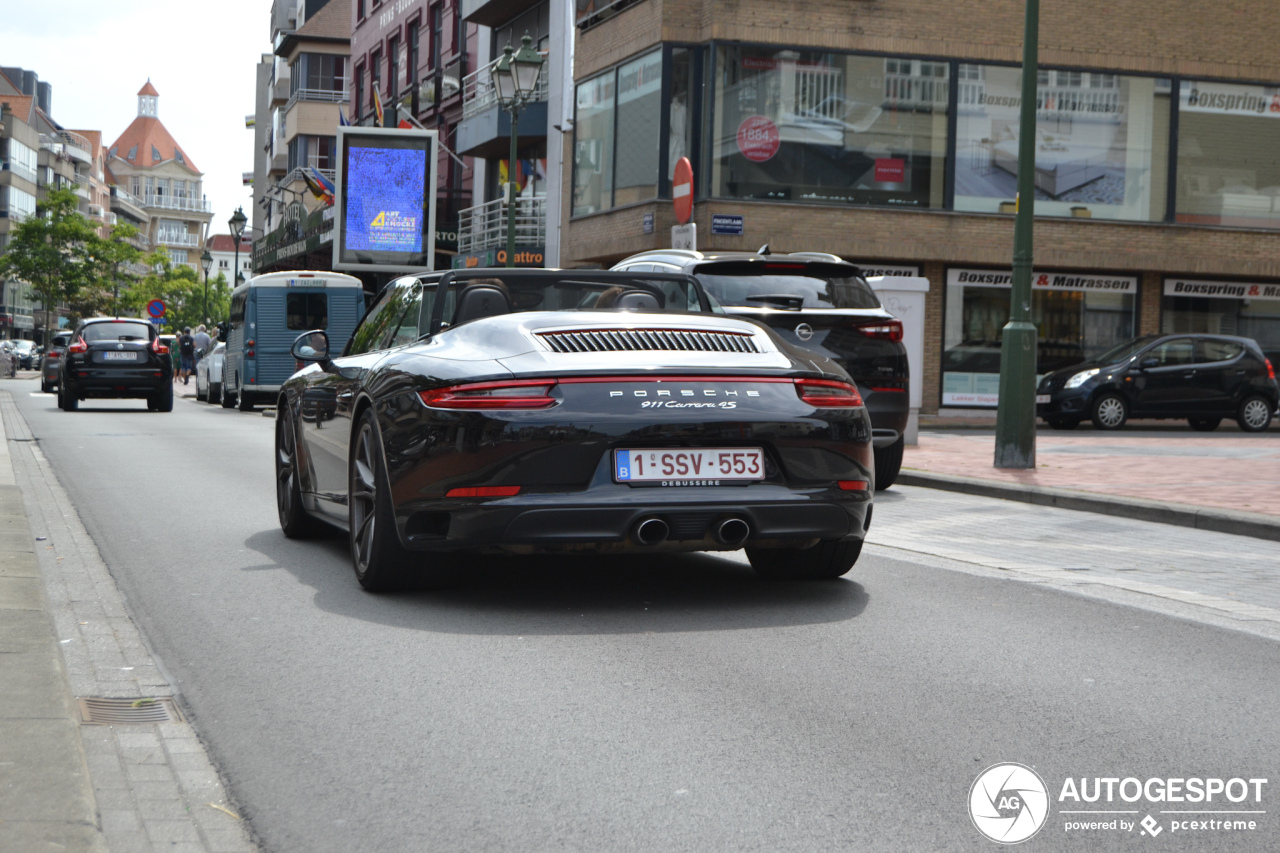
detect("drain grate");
top-left (78, 696), bottom-right (184, 725)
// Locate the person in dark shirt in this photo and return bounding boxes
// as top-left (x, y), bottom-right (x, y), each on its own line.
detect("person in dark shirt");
top-left (178, 327), bottom-right (196, 385)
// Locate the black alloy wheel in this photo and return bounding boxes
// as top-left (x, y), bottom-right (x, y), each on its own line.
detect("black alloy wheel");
top-left (349, 410), bottom-right (411, 591)
top-left (1046, 418), bottom-right (1081, 430)
top-left (746, 538), bottom-right (863, 580)
top-left (872, 436), bottom-right (904, 491)
top-left (1238, 395), bottom-right (1274, 432)
top-left (1188, 417), bottom-right (1221, 432)
top-left (276, 407), bottom-right (327, 538)
top-left (1090, 393), bottom-right (1128, 430)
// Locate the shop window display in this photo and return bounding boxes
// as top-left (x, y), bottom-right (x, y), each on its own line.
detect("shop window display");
top-left (943, 268), bottom-right (1136, 407)
top-left (572, 72), bottom-right (615, 216)
top-left (1162, 278), bottom-right (1280, 364)
top-left (954, 65), bottom-right (1169, 221)
top-left (709, 46), bottom-right (948, 208)
top-left (1175, 81), bottom-right (1280, 229)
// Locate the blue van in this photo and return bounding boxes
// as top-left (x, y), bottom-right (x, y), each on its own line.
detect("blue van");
top-left (220, 271), bottom-right (366, 410)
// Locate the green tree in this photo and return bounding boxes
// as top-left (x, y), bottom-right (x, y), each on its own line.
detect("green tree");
top-left (0, 186), bottom-right (98, 342)
top-left (204, 271), bottom-right (233, 326)
top-left (70, 222), bottom-right (145, 324)
top-left (121, 248), bottom-right (206, 331)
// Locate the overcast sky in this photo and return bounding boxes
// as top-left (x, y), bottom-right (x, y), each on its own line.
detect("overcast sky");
top-left (3, 0), bottom-right (272, 239)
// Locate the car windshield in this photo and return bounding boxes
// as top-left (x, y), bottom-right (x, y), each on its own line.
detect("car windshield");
top-left (83, 322), bottom-right (152, 343)
top-left (1093, 336), bottom-right (1160, 364)
top-left (429, 271), bottom-right (706, 333)
top-left (693, 262), bottom-right (881, 310)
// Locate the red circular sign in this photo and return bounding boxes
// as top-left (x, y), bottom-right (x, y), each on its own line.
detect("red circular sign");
top-left (736, 116), bottom-right (780, 163)
top-left (672, 157), bottom-right (693, 224)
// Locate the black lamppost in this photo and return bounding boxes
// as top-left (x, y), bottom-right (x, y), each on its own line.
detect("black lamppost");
top-left (228, 207), bottom-right (248, 287)
top-left (493, 34), bottom-right (544, 268)
top-left (200, 248), bottom-right (213, 324)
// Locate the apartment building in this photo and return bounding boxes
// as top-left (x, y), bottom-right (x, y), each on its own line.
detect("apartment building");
top-left (564, 0), bottom-right (1280, 414)
top-left (206, 233), bottom-right (254, 285)
top-left (349, 0), bottom-right (479, 268)
top-left (1, 67), bottom-right (112, 339)
top-left (450, 0), bottom-right (574, 268)
top-left (107, 83), bottom-right (213, 270)
top-left (252, 0), bottom-right (351, 276)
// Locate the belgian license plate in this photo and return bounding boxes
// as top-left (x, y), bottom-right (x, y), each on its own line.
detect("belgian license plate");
top-left (1035, 394), bottom-right (1051, 404)
top-left (615, 448), bottom-right (764, 484)
top-left (104, 352), bottom-right (138, 361)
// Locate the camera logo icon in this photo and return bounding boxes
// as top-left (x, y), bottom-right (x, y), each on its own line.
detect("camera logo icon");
top-left (969, 763), bottom-right (1050, 844)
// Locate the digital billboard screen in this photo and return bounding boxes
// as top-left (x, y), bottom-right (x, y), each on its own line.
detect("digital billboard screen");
top-left (334, 127), bottom-right (437, 272)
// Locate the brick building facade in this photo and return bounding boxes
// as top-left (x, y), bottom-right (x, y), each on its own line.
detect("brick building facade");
top-left (562, 0), bottom-right (1280, 413)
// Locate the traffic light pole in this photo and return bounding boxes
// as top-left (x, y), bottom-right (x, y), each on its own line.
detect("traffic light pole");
top-left (994, 0), bottom-right (1040, 469)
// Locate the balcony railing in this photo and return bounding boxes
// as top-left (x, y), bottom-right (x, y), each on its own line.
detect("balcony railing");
top-left (457, 195), bottom-right (546, 254)
top-left (462, 52), bottom-right (549, 120)
top-left (285, 87), bottom-right (349, 113)
top-left (141, 194), bottom-right (211, 213)
top-left (156, 232), bottom-right (199, 248)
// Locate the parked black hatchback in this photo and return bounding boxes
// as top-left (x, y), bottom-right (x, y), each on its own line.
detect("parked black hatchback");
top-left (1036, 334), bottom-right (1279, 432)
top-left (614, 249), bottom-right (909, 487)
top-left (58, 318), bottom-right (174, 412)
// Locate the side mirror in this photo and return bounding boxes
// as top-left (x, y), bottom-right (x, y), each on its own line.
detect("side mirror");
top-left (291, 330), bottom-right (330, 363)
top-left (217, 321), bottom-right (229, 343)
top-left (1138, 357), bottom-right (1159, 369)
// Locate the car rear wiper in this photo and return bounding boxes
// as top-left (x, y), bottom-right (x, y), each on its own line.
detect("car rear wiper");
top-left (744, 294), bottom-right (805, 310)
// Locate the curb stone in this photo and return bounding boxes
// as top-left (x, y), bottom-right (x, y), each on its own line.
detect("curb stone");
top-left (897, 470), bottom-right (1280, 543)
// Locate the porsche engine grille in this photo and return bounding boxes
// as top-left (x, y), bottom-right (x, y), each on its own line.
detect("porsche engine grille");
top-left (538, 329), bottom-right (760, 354)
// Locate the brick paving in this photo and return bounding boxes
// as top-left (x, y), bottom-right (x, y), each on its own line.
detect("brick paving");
top-left (903, 426), bottom-right (1280, 518)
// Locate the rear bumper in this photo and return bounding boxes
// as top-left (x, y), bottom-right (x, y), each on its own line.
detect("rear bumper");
top-left (395, 491), bottom-right (870, 553)
top-left (862, 387), bottom-right (909, 444)
top-left (63, 368), bottom-right (170, 398)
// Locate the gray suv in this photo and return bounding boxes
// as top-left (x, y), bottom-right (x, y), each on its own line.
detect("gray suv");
top-left (40, 334), bottom-right (70, 393)
top-left (614, 249), bottom-right (910, 488)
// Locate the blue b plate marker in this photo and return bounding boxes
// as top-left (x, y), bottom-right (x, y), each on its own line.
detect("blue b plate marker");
top-left (616, 450), bottom-right (631, 481)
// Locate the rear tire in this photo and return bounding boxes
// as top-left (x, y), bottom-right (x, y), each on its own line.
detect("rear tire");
top-left (1090, 393), bottom-right (1128, 430)
top-left (221, 372), bottom-right (236, 409)
top-left (154, 384), bottom-right (173, 412)
top-left (349, 410), bottom-right (412, 592)
top-left (1237, 395), bottom-right (1274, 432)
top-left (40, 379), bottom-right (54, 393)
top-left (208, 383), bottom-right (221, 404)
top-left (747, 538), bottom-right (863, 580)
top-left (1046, 418), bottom-right (1081, 430)
top-left (276, 406), bottom-right (328, 539)
top-left (1188, 417), bottom-right (1221, 432)
top-left (59, 387), bottom-right (78, 412)
top-left (238, 389), bottom-right (254, 411)
top-left (872, 436), bottom-right (904, 491)
top-left (196, 382), bottom-right (207, 402)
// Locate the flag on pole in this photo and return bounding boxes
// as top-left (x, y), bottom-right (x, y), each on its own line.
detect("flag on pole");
top-left (301, 168), bottom-right (334, 207)
top-left (372, 86), bottom-right (384, 127)
top-left (338, 109), bottom-right (350, 127)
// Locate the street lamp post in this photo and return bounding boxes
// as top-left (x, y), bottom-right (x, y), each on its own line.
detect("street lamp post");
top-left (493, 34), bottom-right (545, 268)
top-left (228, 207), bottom-right (248, 288)
top-left (993, 0), bottom-right (1041, 469)
top-left (200, 249), bottom-right (213, 325)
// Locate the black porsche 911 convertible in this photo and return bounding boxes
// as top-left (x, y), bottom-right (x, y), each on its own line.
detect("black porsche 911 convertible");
top-left (276, 269), bottom-right (875, 591)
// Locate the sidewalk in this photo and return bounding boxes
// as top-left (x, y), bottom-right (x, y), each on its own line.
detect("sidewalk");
top-left (0, 387), bottom-right (255, 853)
top-left (900, 418), bottom-right (1280, 541)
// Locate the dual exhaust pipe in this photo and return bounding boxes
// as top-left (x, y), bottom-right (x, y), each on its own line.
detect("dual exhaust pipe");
top-left (632, 516), bottom-right (750, 547)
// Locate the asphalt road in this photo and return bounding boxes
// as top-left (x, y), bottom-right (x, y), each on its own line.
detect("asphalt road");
top-left (12, 379), bottom-right (1280, 852)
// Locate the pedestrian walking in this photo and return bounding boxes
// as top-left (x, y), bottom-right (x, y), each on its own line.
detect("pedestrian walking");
top-left (193, 324), bottom-right (211, 363)
top-left (178, 327), bottom-right (196, 385)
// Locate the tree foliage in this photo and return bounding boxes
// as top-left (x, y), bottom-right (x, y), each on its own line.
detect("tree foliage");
top-left (69, 221), bottom-right (145, 324)
top-left (0, 187), bottom-right (98, 339)
top-left (120, 249), bottom-right (231, 331)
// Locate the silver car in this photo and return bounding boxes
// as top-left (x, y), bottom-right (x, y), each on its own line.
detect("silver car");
top-left (41, 334), bottom-right (70, 392)
top-left (196, 341), bottom-right (226, 403)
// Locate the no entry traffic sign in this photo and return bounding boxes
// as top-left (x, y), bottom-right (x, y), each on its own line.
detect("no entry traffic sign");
top-left (672, 157), bottom-right (693, 225)
top-left (146, 299), bottom-right (166, 319)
